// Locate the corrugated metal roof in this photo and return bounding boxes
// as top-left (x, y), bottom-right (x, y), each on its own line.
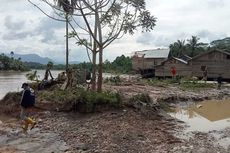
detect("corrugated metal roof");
top-left (134, 48), bottom-right (170, 58)
top-left (173, 57), bottom-right (188, 64)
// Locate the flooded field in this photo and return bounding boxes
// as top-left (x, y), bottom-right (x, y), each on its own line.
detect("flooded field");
top-left (170, 99), bottom-right (230, 132)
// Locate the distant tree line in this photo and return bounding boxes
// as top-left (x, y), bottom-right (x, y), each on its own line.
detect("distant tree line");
top-left (103, 55), bottom-right (132, 74)
top-left (169, 36), bottom-right (230, 58)
top-left (24, 55), bottom-right (132, 74)
top-left (0, 53), bottom-right (29, 71)
top-left (71, 55), bottom-right (132, 74)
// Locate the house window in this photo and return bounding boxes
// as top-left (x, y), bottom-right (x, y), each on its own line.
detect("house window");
top-left (201, 66), bottom-right (206, 71)
top-left (227, 55), bottom-right (230, 59)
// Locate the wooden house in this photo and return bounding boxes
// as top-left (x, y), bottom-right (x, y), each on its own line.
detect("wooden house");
top-left (189, 49), bottom-right (230, 79)
top-left (155, 57), bottom-right (191, 77)
top-left (155, 49), bottom-right (230, 79)
top-left (132, 48), bottom-right (170, 71)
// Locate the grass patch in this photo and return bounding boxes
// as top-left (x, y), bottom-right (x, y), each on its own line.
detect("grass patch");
top-left (145, 78), bottom-right (179, 87)
top-left (179, 81), bottom-right (215, 91)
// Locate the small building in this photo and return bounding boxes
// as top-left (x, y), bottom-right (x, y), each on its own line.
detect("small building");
top-left (189, 49), bottom-right (230, 79)
top-left (155, 57), bottom-right (191, 77)
top-left (132, 48), bottom-right (170, 71)
top-left (155, 49), bottom-right (230, 79)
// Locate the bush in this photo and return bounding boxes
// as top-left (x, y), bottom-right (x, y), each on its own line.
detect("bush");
top-left (38, 88), bottom-right (122, 113)
top-left (73, 90), bottom-right (122, 112)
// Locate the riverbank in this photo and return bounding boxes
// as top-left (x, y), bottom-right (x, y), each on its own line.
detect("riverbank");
top-left (0, 81), bottom-right (230, 152)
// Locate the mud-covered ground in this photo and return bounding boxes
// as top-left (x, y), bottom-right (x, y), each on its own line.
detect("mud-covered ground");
top-left (0, 83), bottom-right (230, 153)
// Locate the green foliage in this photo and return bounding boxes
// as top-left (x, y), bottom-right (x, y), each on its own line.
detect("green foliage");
top-left (39, 88), bottom-right (79, 104)
top-left (169, 36), bottom-right (208, 58)
top-left (0, 53), bottom-right (29, 71)
top-left (103, 55), bottom-right (132, 73)
top-left (146, 77), bottom-right (214, 91)
top-left (210, 37), bottom-right (230, 51)
top-left (179, 81), bottom-right (214, 91)
top-left (75, 90), bottom-right (122, 107)
top-left (39, 88), bottom-right (122, 112)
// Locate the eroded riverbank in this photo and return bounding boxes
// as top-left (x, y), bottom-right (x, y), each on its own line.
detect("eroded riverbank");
top-left (0, 83), bottom-right (230, 152)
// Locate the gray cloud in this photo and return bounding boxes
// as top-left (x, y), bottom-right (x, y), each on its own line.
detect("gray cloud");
top-left (206, 0), bottom-right (226, 8)
top-left (196, 30), bottom-right (227, 42)
top-left (4, 16), bottom-right (25, 30)
top-left (3, 31), bottom-right (32, 40)
top-left (36, 18), bottom-right (65, 44)
top-left (136, 32), bottom-right (186, 47)
top-left (1, 0), bottom-right (230, 62)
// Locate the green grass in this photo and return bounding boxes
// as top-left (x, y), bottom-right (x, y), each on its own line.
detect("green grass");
top-left (179, 81), bottom-right (215, 91)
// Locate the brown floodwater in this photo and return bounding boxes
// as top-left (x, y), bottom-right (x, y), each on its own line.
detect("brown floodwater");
top-left (0, 70), bottom-right (63, 100)
top-left (169, 99), bottom-right (230, 132)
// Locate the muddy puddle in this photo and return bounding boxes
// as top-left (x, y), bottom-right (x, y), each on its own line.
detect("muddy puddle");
top-left (169, 99), bottom-right (230, 132)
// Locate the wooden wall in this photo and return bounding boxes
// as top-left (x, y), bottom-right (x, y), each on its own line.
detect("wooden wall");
top-left (132, 57), bottom-right (166, 70)
top-left (155, 58), bottom-right (191, 77)
top-left (190, 51), bottom-right (230, 79)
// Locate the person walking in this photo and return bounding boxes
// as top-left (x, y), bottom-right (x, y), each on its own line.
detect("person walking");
top-left (20, 83), bottom-right (36, 132)
top-left (217, 74), bottom-right (223, 90)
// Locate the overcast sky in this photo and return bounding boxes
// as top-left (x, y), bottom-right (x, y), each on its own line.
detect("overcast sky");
top-left (0, 0), bottom-right (229, 63)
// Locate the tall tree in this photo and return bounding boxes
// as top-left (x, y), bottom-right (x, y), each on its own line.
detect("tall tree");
top-left (55, 0), bottom-right (74, 71)
top-left (186, 36), bottom-right (203, 57)
top-left (169, 40), bottom-right (186, 57)
top-left (29, 0), bottom-right (156, 92)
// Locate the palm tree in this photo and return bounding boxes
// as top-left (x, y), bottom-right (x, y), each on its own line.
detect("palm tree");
top-left (186, 36), bottom-right (202, 57)
top-left (176, 40), bottom-right (186, 57)
top-left (55, 0), bottom-right (74, 71)
top-left (169, 39), bottom-right (186, 57)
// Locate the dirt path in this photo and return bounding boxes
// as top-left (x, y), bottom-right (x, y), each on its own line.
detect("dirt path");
top-left (1, 110), bottom-right (229, 153)
top-left (0, 114), bottom-right (69, 153)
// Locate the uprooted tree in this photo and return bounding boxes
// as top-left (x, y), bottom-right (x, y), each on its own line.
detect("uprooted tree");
top-left (28, 0), bottom-right (156, 92)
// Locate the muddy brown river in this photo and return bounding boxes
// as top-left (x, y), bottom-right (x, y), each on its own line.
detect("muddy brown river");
top-left (0, 70), bottom-right (63, 100)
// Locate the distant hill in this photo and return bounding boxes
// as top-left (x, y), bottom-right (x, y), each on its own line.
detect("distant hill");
top-left (4, 53), bottom-right (53, 64)
top-left (210, 37), bottom-right (230, 51)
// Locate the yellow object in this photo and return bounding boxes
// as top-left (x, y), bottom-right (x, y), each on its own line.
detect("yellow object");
top-left (22, 117), bottom-right (36, 132)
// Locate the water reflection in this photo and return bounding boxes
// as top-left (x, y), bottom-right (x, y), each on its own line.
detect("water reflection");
top-left (170, 99), bottom-right (230, 132)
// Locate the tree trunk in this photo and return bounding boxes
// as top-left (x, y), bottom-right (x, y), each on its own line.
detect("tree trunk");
top-left (91, 5), bottom-right (98, 91)
top-left (95, 0), bottom-right (103, 92)
top-left (91, 50), bottom-right (97, 90)
top-left (97, 47), bottom-right (103, 92)
top-left (65, 14), bottom-right (69, 72)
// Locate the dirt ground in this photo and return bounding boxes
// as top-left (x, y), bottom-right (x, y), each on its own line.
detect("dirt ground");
top-left (0, 83), bottom-right (230, 153)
